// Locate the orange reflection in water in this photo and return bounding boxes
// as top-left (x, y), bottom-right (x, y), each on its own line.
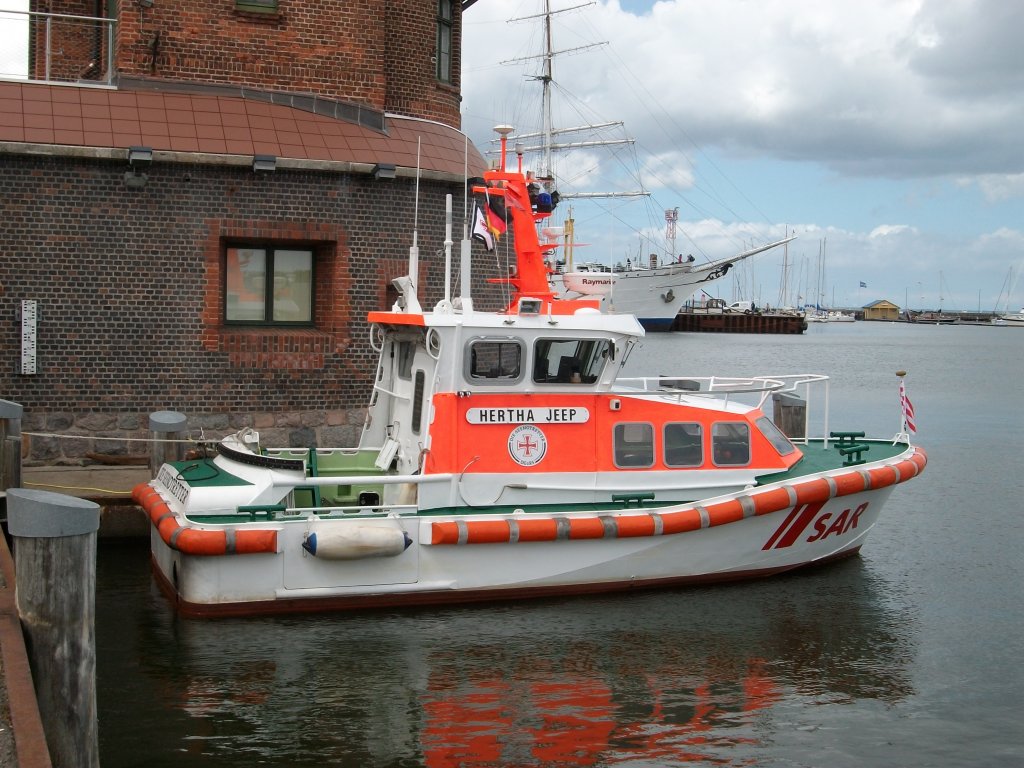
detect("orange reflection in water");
top-left (422, 659), bottom-right (778, 767)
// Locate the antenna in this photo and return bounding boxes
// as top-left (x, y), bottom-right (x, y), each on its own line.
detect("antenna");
top-left (409, 137), bottom-right (421, 298)
top-left (443, 194), bottom-right (453, 305)
top-left (459, 134), bottom-right (473, 312)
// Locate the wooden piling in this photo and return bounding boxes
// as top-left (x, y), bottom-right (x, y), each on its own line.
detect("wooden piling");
top-left (773, 392), bottom-right (807, 439)
top-left (8, 489), bottom-right (100, 768)
top-left (148, 410), bottom-right (187, 476)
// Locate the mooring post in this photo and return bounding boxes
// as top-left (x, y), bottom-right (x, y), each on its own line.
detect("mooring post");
top-left (149, 410), bottom-right (187, 476)
top-left (0, 399), bottom-right (24, 521)
top-left (8, 488), bottom-right (100, 768)
top-left (772, 392), bottom-right (806, 439)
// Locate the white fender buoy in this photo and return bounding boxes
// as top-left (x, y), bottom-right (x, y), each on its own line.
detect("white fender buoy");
top-left (302, 524), bottom-right (412, 560)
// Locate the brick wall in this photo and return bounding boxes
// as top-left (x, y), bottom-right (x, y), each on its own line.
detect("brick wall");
top-left (111, 0), bottom-right (462, 126)
top-left (0, 154), bottom-right (504, 463)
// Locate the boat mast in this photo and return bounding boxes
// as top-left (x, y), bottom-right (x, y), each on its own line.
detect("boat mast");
top-left (497, 1), bottom-right (646, 200)
top-left (541, 0), bottom-right (554, 180)
top-left (665, 208), bottom-right (678, 261)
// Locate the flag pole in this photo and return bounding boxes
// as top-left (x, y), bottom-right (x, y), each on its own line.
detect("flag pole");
top-left (895, 370), bottom-right (914, 444)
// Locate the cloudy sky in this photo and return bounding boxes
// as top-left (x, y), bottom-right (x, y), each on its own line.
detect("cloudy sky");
top-left (460, 0), bottom-right (1024, 311)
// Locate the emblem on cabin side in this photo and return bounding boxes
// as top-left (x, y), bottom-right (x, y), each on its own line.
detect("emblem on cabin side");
top-left (508, 424), bottom-right (548, 467)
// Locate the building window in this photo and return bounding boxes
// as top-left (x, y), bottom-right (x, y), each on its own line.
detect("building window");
top-left (436, 0), bottom-right (453, 83)
top-left (236, 0), bottom-right (278, 12)
top-left (225, 245), bottom-right (313, 324)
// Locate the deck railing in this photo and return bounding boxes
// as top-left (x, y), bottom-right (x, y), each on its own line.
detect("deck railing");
top-left (0, 9), bottom-right (115, 86)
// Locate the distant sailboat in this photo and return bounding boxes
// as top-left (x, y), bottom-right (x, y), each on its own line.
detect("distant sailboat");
top-left (992, 264), bottom-right (1024, 326)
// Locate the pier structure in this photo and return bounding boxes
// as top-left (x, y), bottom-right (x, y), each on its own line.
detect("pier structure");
top-left (670, 311), bottom-right (808, 334)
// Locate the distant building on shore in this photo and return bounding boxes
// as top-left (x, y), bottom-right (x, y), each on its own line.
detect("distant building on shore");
top-left (862, 300), bottom-right (901, 322)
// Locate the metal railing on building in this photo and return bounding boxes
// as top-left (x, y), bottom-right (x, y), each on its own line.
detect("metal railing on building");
top-left (0, 9), bottom-right (115, 86)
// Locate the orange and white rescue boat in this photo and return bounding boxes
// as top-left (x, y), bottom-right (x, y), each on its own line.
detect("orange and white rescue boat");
top-left (136, 129), bottom-right (927, 617)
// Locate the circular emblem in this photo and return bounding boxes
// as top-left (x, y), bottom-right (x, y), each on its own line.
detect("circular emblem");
top-left (508, 424), bottom-right (547, 467)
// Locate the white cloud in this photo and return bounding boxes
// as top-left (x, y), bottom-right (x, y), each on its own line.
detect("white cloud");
top-left (964, 173), bottom-right (1024, 203)
top-left (462, 0), bottom-right (1024, 179)
top-left (869, 224), bottom-right (918, 239)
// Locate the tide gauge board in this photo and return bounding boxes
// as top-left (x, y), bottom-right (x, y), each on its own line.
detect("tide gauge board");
top-left (21, 300), bottom-right (37, 375)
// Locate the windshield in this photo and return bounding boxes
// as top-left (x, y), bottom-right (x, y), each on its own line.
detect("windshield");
top-left (533, 338), bottom-right (610, 384)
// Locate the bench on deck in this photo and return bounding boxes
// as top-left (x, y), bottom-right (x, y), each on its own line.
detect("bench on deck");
top-left (830, 431), bottom-right (870, 466)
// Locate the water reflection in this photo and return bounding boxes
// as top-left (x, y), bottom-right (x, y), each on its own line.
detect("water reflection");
top-left (97, 542), bottom-right (915, 767)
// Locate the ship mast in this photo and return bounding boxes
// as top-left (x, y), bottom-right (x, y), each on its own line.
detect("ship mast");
top-left (541, 0), bottom-right (554, 180)
top-left (498, 1), bottom-right (647, 199)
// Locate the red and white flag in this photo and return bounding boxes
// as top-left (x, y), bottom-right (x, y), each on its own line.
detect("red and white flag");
top-left (899, 378), bottom-right (916, 433)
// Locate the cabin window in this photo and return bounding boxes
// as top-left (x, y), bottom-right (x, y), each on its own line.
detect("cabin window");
top-left (712, 422), bottom-right (751, 466)
top-left (755, 416), bottom-right (797, 456)
top-left (224, 246), bottom-right (313, 325)
top-left (664, 423), bottom-right (703, 467)
top-left (412, 370), bottom-right (426, 434)
top-left (436, 0), bottom-right (453, 82)
top-left (533, 338), bottom-right (610, 384)
top-left (466, 338), bottom-right (524, 384)
top-left (614, 423), bottom-right (655, 468)
top-left (395, 341), bottom-right (415, 381)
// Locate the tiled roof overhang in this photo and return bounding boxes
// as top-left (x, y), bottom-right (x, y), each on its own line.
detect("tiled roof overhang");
top-left (0, 80), bottom-right (486, 180)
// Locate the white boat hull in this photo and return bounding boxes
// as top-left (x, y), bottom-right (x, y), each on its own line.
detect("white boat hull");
top-left (139, 446), bottom-right (923, 616)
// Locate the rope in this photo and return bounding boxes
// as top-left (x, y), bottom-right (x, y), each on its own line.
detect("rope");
top-left (23, 480), bottom-right (134, 495)
top-left (21, 431), bottom-right (200, 444)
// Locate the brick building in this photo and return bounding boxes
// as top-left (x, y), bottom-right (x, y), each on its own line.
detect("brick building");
top-left (0, 1), bottom-right (494, 464)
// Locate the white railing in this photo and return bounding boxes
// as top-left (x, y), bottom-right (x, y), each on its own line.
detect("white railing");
top-left (617, 373), bottom-right (832, 445)
top-left (0, 9), bottom-right (116, 86)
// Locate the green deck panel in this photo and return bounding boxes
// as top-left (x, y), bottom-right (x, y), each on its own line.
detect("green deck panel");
top-left (755, 439), bottom-right (909, 486)
top-left (168, 458), bottom-right (253, 487)
top-left (313, 449), bottom-right (386, 506)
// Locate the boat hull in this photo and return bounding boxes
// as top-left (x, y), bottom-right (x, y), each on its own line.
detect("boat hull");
top-left (139, 446), bottom-right (924, 617)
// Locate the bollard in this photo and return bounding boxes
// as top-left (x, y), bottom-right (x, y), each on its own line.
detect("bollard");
top-left (8, 488), bottom-right (100, 768)
top-left (149, 410), bottom-right (187, 476)
top-left (772, 392), bottom-right (806, 439)
top-left (0, 400), bottom-right (24, 522)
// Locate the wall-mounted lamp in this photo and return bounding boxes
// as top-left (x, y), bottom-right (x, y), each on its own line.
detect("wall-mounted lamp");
top-left (136, 0), bottom-right (154, 7)
top-left (124, 145), bottom-right (152, 188)
top-left (128, 145), bottom-right (153, 168)
top-left (252, 154), bottom-right (277, 173)
top-left (372, 162), bottom-right (396, 181)
top-left (123, 171), bottom-right (147, 188)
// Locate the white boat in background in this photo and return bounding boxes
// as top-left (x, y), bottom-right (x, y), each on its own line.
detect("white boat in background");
top-left (992, 265), bottom-right (1023, 325)
top-left (993, 309), bottom-right (1024, 326)
top-left (826, 310), bottom-right (856, 323)
top-left (559, 240), bottom-right (795, 331)
top-left (134, 128), bottom-right (927, 617)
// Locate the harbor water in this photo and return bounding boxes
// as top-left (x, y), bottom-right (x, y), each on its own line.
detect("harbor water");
top-left (96, 322), bottom-right (1024, 767)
